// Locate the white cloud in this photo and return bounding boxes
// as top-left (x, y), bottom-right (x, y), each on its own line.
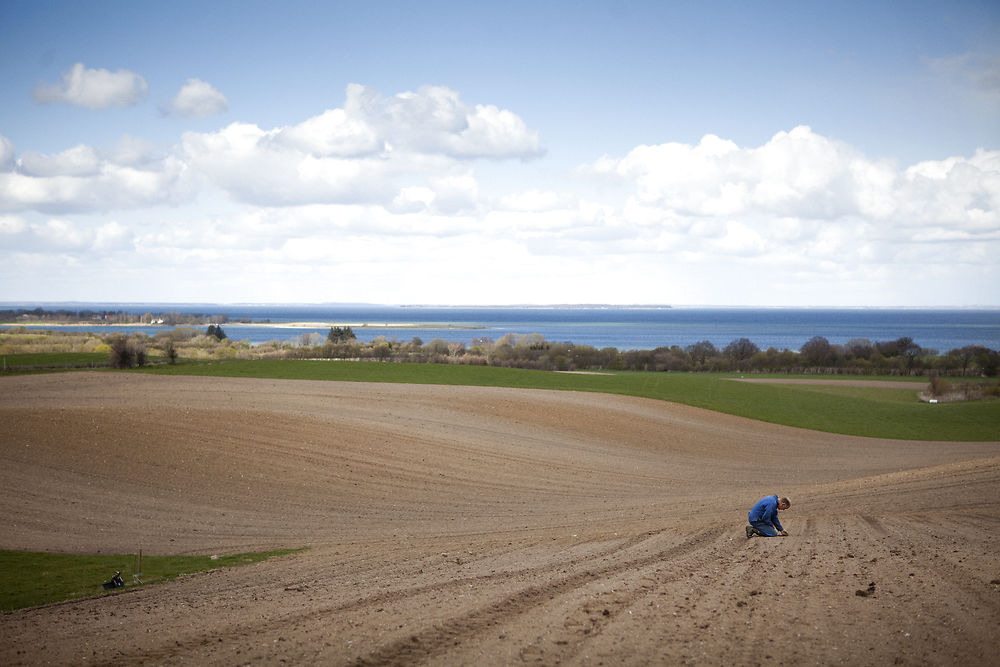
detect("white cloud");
top-left (0, 154), bottom-right (192, 214)
top-left (390, 186), bottom-right (436, 213)
top-left (107, 134), bottom-right (161, 168)
top-left (588, 127), bottom-right (861, 218)
top-left (19, 145), bottom-right (102, 177)
top-left (181, 84), bottom-right (541, 208)
top-left (0, 214), bottom-right (28, 237)
top-left (30, 218), bottom-right (91, 251)
top-left (0, 214), bottom-right (133, 255)
top-left (553, 128), bottom-right (1000, 304)
top-left (3, 85), bottom-right (543, 214)
top-left (32, 63), bottom-right (148, 109)
top-left (181, 121), bottom-right (397, 206)
top-left (585, 126), bottom-right (1000, 242)
top-left (272, 83), bottom-right (542, 160)
top-left (275, 107), bottom-right (380, 157)
top-left (898, 149), bottom-right (1000, 228)
top-left (92, 221), bottom-right (134, 251)
top-left (498, 189), bottom-right (573, 212)
top-left (166, 78), bottom-right (229, 118)
top-left (444, 101), bottom-right (543, 159)
top-left (425, 173), bottom-right (480, 214)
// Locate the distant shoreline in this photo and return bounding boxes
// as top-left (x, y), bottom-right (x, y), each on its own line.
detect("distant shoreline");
top-left (226, 321), bottom-right (486, 330)
top-left (399, 304), bottom-right (673, 310)
top-left (0, 321), bottom-right (486, 330)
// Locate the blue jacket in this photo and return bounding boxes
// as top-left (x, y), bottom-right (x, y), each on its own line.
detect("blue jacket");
top-left (748, 494), bottom-right (783, 531)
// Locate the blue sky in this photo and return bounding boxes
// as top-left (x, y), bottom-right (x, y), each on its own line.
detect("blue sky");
top-left (1, 1), bottom-right (998, 306)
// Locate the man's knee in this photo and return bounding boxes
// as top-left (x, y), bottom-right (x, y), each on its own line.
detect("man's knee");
top-left (750, 522), bottom-right (777, 537)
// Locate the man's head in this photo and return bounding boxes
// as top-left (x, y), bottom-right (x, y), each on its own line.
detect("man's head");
top-left (778, 497), bottom-right (791, 510)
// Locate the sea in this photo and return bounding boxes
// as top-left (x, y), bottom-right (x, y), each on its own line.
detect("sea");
top-left (3, 304), bottom-right (999, 353)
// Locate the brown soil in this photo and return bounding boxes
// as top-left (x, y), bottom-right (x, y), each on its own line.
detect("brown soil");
top-left (2, 373), bottom-right (998, 666)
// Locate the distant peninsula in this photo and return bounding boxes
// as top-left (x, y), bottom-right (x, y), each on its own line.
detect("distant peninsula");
top-left (399, 304), bottom-right (672, 309)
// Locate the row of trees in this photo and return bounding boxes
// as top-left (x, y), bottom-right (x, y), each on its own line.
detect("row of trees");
top-left (273, 330), bottom-right (998, 377)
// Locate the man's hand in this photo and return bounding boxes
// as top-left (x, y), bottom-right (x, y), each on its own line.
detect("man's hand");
top-left (780, 530), bottom-right (788, 536)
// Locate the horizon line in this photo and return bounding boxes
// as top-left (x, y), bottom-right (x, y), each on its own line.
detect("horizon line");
top-left (2, 301), bottom-right (1000, 310)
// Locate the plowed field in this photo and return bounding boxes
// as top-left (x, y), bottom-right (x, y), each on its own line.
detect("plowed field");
top-left (2, 373), bottom-right (998, 665)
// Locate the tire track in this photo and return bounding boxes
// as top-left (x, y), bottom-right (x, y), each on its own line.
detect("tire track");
top-left (859, 514), bottom-right (887, 534)
top-left (91, 527), bottom-right (683, 665)
top-left (348, 526), bottom-right (727, 666)
top-left (536, 526), bottom-right (744, 665)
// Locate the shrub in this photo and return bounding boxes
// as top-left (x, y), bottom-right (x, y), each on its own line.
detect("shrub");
top-left (108, 335), bottom-right (147, 369)
top-left (929, 373), bottom-right (951, 397)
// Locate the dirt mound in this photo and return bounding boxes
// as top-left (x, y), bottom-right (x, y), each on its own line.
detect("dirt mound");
top-left (2, 373), bottom-right (998, 665)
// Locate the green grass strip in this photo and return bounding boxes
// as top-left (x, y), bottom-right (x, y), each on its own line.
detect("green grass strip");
top-left (0, 548), bottom-right (303, 612)
top-left (1, 352), bottom-right (108, 368)
top-left (137, 360), bottom-right (1000, 441)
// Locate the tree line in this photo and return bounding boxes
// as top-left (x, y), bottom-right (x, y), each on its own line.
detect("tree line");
top-left (271, 329), bottom-right (997, 377)
top-left (5, 322), bottom-right (995, 378)
top-left (0, 308), bottom-right (230, 326)
top-left (117, 326), bottom-right (1000, 376)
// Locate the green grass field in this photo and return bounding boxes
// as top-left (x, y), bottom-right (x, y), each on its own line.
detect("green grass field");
top-left (1, 352), bottom-right (109, 369)
top-left (132, 359), bottom-right (1000, 441)
top-left (0, 548), bottom-right (302, 612)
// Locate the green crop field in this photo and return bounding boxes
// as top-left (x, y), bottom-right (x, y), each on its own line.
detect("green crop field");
top-left (0, 548), bottom-right (302, 612)
top-left (1, 352), bottom-right (109, 369)
top-left (134, 360), bottom-right (1000, 441)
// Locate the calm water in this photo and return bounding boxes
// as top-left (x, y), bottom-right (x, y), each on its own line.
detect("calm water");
top-left (3, 305), bottom-right (1000, 352)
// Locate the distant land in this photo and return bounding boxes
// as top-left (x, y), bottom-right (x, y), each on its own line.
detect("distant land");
top-left (399, 304), bottom-right (673, 309)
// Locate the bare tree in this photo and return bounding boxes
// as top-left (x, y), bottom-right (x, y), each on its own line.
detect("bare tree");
top-left (800, 336), bottom-right (833, 367)
top-left (723, 338), bottom-right (760, 364)
top-left (686, 340), bottom-right (717, 366)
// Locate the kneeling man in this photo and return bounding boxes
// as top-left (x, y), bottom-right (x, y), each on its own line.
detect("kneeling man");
top-left (746, 494), bottom-right (790, 538)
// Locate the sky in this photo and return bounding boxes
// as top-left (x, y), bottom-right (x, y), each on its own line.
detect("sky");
top-left (1, 1), bottom-right (998, 307)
